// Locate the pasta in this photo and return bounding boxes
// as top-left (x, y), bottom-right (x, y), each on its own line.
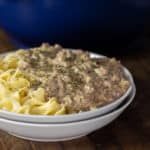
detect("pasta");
top-left (0, 53), bottom-right (66, 115)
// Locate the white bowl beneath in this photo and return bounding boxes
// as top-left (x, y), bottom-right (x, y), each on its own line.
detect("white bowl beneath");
top-left (0, 52), bottom-right (133, 123)
top-left (0, 82), bottom-right (136, 142)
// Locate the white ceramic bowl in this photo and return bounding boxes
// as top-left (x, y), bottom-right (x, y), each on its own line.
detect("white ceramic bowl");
top-left (0, 52), bottom-right (133, 123)
top-left (0, 82), bottom-right (136, 142)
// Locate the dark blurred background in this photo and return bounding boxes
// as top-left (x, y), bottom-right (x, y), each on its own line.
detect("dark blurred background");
top-left (0, 0), bottom-right (149, 55)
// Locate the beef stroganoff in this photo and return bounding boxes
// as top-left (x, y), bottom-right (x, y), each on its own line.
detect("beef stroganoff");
top-left (0, 43), bottom-right (130, 115)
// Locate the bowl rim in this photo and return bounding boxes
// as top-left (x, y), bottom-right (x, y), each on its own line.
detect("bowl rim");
top-left (0, 81), bottom-right (136, 126)
top-left (0, 51), bottom-right (133, 121)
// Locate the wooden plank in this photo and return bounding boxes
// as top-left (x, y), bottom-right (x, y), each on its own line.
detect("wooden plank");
top-left (0, 139), bottom-right (7, 150)
top-left (30, 141), bottom-right (62, 150)
top-left (0, 131), bottom-right (62, 150)
top-left (0, 30), bottom-right (15, 52)
top-left (0, 131), bottom-right (33, 150)
top-left (89, 125), bottom-right (123, 150)
top-left (62, 136), bottom-right (96, 150)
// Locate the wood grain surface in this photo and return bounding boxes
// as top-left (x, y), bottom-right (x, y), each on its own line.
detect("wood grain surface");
top-left (0, 30), bottom-right (150, 150)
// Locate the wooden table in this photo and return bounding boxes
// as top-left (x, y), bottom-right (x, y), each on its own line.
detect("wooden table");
top-left (0, 30), bottom-right (150, 150)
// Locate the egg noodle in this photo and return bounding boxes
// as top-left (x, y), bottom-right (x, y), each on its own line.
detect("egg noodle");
top-left (0, 52), bottom-right (66, 115)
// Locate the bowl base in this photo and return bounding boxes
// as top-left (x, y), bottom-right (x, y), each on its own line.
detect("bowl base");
top-left (8, 132), bottom-right (87, 142)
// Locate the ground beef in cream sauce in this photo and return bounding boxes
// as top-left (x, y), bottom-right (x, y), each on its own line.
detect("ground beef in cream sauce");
top-left (17, 43), bottom-right (130, 113)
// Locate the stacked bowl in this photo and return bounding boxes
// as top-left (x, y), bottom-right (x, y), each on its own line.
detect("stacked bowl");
top-left (0, 52), bottom-right (136, 142)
